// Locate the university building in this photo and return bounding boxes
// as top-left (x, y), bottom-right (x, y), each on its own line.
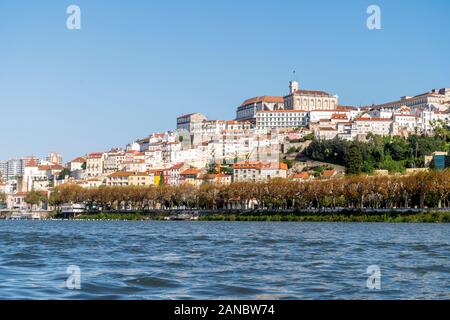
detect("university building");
top-left (256, 110), bottom-right (309, 130)
top-left (284, 81), bottom-right (339, 111)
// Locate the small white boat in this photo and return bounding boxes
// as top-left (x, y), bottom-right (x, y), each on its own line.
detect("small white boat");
top-left (9, 211), bottom-right (41, 220)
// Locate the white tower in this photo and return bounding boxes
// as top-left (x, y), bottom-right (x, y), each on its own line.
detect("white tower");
top-left (289, 80), bottom-right (299, 94)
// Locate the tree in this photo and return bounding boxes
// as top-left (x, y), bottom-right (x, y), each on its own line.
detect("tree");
top-left (58, 168), bottom-right (71, 180)
top-left (207, 163), bottom-right (218, 174)
top-left (159, 172), bottom-right (166, 186)
top-left (24, 191), bottom-right (47, 210)
top-left (346, 144), bottom-right (363, 175)
top-left (0, 192), bottom-right (6, 205)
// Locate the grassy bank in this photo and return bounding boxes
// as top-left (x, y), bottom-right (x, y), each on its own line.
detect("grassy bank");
top-left (199, 211), bottom-right (450, 223)
top-left (72, 210), bottom-right (450, 223)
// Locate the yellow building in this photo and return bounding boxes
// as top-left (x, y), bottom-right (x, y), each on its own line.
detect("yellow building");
top-left (107, 171), bottom-right (154, 187)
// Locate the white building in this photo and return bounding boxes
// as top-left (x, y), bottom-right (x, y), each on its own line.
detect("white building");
top-left (176, 113), bottom-right (208, 132)
top-left (103, 150), bottom-right (126, 173)
top-left (368, 88), bottom-right (450, 112)
top-left (0, 161), bottom-right (7, 181)
top-left (256, 110), bottom-right (309, 130)
top-left (236, 96), bottom-right (285, 122)
top-left (284, 81), bottom-right (339, 111)
top-left (6, 159), bottom-right (25, 180)
top-left (233, 162), bottom-right (288, 182)
top-left (86, 152), bottom-right (105, 177)
top-left (392, 114), bottom-right (419, 134)
top-left (353, 117), bottom-right (393, 137)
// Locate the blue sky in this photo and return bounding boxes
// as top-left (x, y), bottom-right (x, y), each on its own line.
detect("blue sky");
top-left (0, 0), bottom-right (449, 161)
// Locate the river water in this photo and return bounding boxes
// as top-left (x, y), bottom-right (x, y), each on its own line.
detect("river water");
top-left (0, 221), bottom-right (448, 299)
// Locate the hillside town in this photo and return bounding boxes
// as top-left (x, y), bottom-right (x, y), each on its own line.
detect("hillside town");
top-left (1, 80), bottom-right (449, 211)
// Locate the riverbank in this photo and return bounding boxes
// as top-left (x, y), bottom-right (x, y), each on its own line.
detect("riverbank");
top-left (72, 210), bottom-right (450, 223)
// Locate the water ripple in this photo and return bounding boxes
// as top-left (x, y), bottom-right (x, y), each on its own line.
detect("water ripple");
top-left (0, 221), bottom-right (448, 299)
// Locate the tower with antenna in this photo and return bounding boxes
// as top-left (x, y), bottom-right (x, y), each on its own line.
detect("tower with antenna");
top-left (289, 70), bottom-right (299, 94)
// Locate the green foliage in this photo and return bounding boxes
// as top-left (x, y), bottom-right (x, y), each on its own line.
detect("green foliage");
top-left (207, 163), bottom-right (218, 174)
top-left (305, 133), bottom-right (449, 173)
top-left (159, 172), bottom-right (166, 186)
top-left (58, 168), bottom-right (70, 180)
top-left (313, 166), bottom-right (325, 174)
top-left (207, 162), bottom-right (233, 174)
top-left (346, 144), bottom-right (363, 174)
top-left (199, 211), bottom-right (450, 223)
top-left (287, 146), bottom-right (300, 154)
top-left (0, 192), bottom-right (6, 205)
top-left (24, 191), bottom-right (46, 206)
top-left (289, 133), bottom-right (314, 143)
top-left (377, 155), bottom-right (406, 173)
top-left (282, 159), bottom-right (294, 169)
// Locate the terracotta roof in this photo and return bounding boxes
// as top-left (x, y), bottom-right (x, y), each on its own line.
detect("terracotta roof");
top-left (71, 157), bottom-right (86, 163)
top-left (240, 96), bottom-right (284, 107)
top-left (331, 113), bottom-right (348, 120)
top-left (170, 163), bottom-right (185, 170)
top-left (233, 162), bottom-right (288, 170)
top-left (292, 172), bottom-right (309, 179)
top-left (88, 152), bottom-right (104, 158)
top-left (26, 159), bottom-right (38, 167)
top-left (181, 168), bottom-right (202, 175)
top-left (322, 170), bottom-right (336, 178)
top-left (38, 164), bottom-right (63, 171)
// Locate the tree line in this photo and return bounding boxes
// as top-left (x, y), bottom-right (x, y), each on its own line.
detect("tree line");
top-left (305, 133), bottom-right (450, 174)
top-left (49, 170), bottom-right (450, 212)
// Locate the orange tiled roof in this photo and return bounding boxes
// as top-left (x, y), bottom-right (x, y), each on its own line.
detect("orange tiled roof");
top-left (88, 152), bottom-right (104, 158)
top-left (26, 159), bottom-right (38, 167)
top-left (38, 164), bottom-right (63, 171)
top-left (180, 168), bottom-right (202, 175)
top-left (233, 162), bottom-right (288, 170)
top-left (322, 170), bottom-right (336, 178)
top-left (240, 96), bottom-right (284, 107)
top-left (292, 172), bottom-right (309, 179)
top-left (170, 163), bottom-right (185, 170)
top-left (71, 157), bottom-right (86, 163)
top-left (331, 113), bottom-right (348, 120)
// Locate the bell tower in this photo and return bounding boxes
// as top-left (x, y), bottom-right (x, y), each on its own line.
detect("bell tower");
top-left (289, 80), bottom-right (299, 94)
top-left (289, 70), bottom-right (299, 94)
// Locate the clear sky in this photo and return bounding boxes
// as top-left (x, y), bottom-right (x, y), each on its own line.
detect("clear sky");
top-left (0, 0), bottom-right (449, 161)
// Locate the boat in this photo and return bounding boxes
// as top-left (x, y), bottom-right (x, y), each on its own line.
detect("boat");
top-left (9, 211), bottom-right (41, 220)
